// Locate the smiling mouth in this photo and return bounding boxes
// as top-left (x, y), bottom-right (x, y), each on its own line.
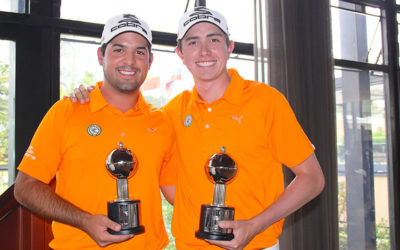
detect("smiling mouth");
top-left (119, 70), bottom-right (136, 76)
top-left (196, 61), bottom-right (216, 67)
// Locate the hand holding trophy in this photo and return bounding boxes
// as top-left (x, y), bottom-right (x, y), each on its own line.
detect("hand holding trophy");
top-left (106, 142), bottom-right (144, 235)
top-left (195, 146), bottom-right (237, 241)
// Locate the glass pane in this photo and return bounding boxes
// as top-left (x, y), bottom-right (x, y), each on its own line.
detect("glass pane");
top-left (397, 13), bottom-right (400, 67)
top-left (0, 0), bottom-right (25, 13)
top-left (60, 35), bottom-right (103, 98)
top-left (335, 68), bottom-right (390, 249)
top-left (0, 40), bottom-right (15, 195)
top-left (331, 3), bottom-right (384, 64)
top-left (60, 0), bottom-right (253, 43)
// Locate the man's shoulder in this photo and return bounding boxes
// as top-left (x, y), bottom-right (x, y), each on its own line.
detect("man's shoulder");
top-left (163, 90), bottom-right (192, 110)
top-left (46, 98), bottom-right (90, 121)
top-left (244, 80), bottom-right (284, 100)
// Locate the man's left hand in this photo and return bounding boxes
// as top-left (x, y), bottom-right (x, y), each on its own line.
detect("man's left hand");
top-left (206, 219), bottom-right (258, 250)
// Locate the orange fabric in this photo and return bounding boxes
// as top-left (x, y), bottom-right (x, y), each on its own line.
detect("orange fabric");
top-left (18, 82), bottom-right (177, 250)
top-left (163, 69), bottom-right (314, 249)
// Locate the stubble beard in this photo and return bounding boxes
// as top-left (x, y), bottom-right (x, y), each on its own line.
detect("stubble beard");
top-left (104, 69), bottom-right (143, 94)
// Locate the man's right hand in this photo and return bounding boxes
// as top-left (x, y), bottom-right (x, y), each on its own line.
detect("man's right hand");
top-left (14, 172), bottom-right (133, 248)
top-left (81, 214), bottom-right (134, 247)
top-left (63, 84), bottom-right (94, 103)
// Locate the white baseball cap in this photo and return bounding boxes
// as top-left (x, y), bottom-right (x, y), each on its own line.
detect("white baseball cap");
top-left (177, 7), bottom-right (230, 40)
top-left (100, 14), bottom-right (152, 46)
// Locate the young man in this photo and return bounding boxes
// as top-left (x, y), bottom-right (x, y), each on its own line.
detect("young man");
top-left (164, 7), bottom-right (325, 250)
top-left (70, 7), bottom-right (325, 250)
top-left (14, 14), bottom-right (176, 249)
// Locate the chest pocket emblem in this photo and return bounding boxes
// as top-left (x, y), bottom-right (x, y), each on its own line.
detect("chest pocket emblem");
top-left (88, 124), bottom-right (101, 136)
top-left (184, 115), bottom-right (193, 127)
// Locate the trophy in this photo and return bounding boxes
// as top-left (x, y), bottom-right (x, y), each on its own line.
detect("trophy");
top-left (195, 146), bottom-right (237, 241)
top-left (106, 142), bottom-right (144, 235)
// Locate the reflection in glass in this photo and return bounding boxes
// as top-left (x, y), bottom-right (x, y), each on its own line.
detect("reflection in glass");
top-left (335, 67), bottom-right (390, 249)
top-left (0, 40), bottom-right (15, 195)
top-left (331, 3), bottom-right (383, 64)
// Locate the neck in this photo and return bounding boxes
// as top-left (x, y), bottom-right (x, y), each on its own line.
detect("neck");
top-left (100, 82), bottom-right (140, 113)
top-left (195, 72), bottom-right (232, 104)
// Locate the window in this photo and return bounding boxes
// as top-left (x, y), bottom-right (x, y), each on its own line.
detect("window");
top-left (0, 0), bottom-right (25, 13)
top-left (0, 40), bottom-right (15, 195)
top-left (331, 2), bottom-right (384, 64)
top-left (335, 68), bottom-right (390, 249)
top-left (60, 0), bottom-right (254, 44)
top-left (331, 0), bottom-right (392, 248)
top-left (397, 13), bottom-right (400, 66)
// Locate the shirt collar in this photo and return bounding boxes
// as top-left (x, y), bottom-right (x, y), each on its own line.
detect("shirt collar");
top-left (90, 81), bottom-right (151, 116)
top-left (188, 68), bottom-right (244, 108)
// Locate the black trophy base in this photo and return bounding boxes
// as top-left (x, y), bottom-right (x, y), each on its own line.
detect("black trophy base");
top-left (107, 225), bottom-right (145, 235)
top-left (195, 204), bottom-right (234, 241)
top-left (107, 200), bottom-right (144, 235)
top-left (195, 230), bottom-right (234, 241)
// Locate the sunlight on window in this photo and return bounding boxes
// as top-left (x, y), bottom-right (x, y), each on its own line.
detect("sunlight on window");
top-left (0, 40), bottom-right (15, 195)
top-left (60, 0), bottom-right (254, 44)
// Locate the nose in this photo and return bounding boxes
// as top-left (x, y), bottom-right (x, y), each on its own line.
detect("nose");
top-left (199, 43), bottom-right (210, 56)
top-left (124, 52), bottom-right (136, 66)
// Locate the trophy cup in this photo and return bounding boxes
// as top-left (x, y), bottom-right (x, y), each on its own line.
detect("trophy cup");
top-left (106, 142), bottom-right (144, 235)
top-left (195, 146), bottom-right (237, 241)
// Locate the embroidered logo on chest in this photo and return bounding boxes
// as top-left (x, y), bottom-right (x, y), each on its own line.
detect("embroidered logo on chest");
top-left (184, 115), bottom-right (193, 127)
top-left (87, 124), bottom-right (101, 136)
top-left (232, 115), bottom-right (244, 124)
top-left (147, 127), bottom-right (157, 134)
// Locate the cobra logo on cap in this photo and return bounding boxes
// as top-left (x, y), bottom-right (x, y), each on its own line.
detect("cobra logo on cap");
top-left (111, 14), bottom-right (148, 35)
top-left (184, 7), bottom-right (221, 27)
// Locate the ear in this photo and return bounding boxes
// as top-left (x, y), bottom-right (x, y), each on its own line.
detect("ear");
top-left (148, 53), bottom-right (154, 69)
top-left (97, 47), bottom-right (104, 66)
top-left (227, 40), bottom-right (235, 55)
top-left (175, 47), bottom-right (184, 61)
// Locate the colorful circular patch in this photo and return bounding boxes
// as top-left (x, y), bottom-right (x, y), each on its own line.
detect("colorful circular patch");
top-left (87, 124), bottom-right (101, 136)
top-left (184, 115), bottom-right (193, 127)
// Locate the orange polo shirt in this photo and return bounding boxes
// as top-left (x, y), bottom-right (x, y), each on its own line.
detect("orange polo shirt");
top-left (163, 69), bottom-right (314, 249)
top-left (18, 82), bottom-right (177, 250)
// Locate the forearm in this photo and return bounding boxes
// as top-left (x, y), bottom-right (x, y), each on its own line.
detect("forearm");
top-left (14, 172), bottom-right (91, 232)
top-left (251, 174), bottom-right (324, 234)
top-left (250, 153), bottom-right (325, 234)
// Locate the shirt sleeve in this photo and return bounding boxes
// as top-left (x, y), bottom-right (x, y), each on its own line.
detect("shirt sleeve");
top-left (265, 88), bottom-right (315, 167)
top-left (17, 100), bottom-right (68, 184)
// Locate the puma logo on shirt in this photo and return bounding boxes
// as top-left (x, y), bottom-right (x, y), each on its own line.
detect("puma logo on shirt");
top-left (232, 115), bottom-right (244, 124)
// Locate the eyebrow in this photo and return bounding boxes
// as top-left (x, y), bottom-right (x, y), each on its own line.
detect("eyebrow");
top-left (110, 43), bottom-right (147, 51)
top-left (184, 32), bottom-right (224, 42)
